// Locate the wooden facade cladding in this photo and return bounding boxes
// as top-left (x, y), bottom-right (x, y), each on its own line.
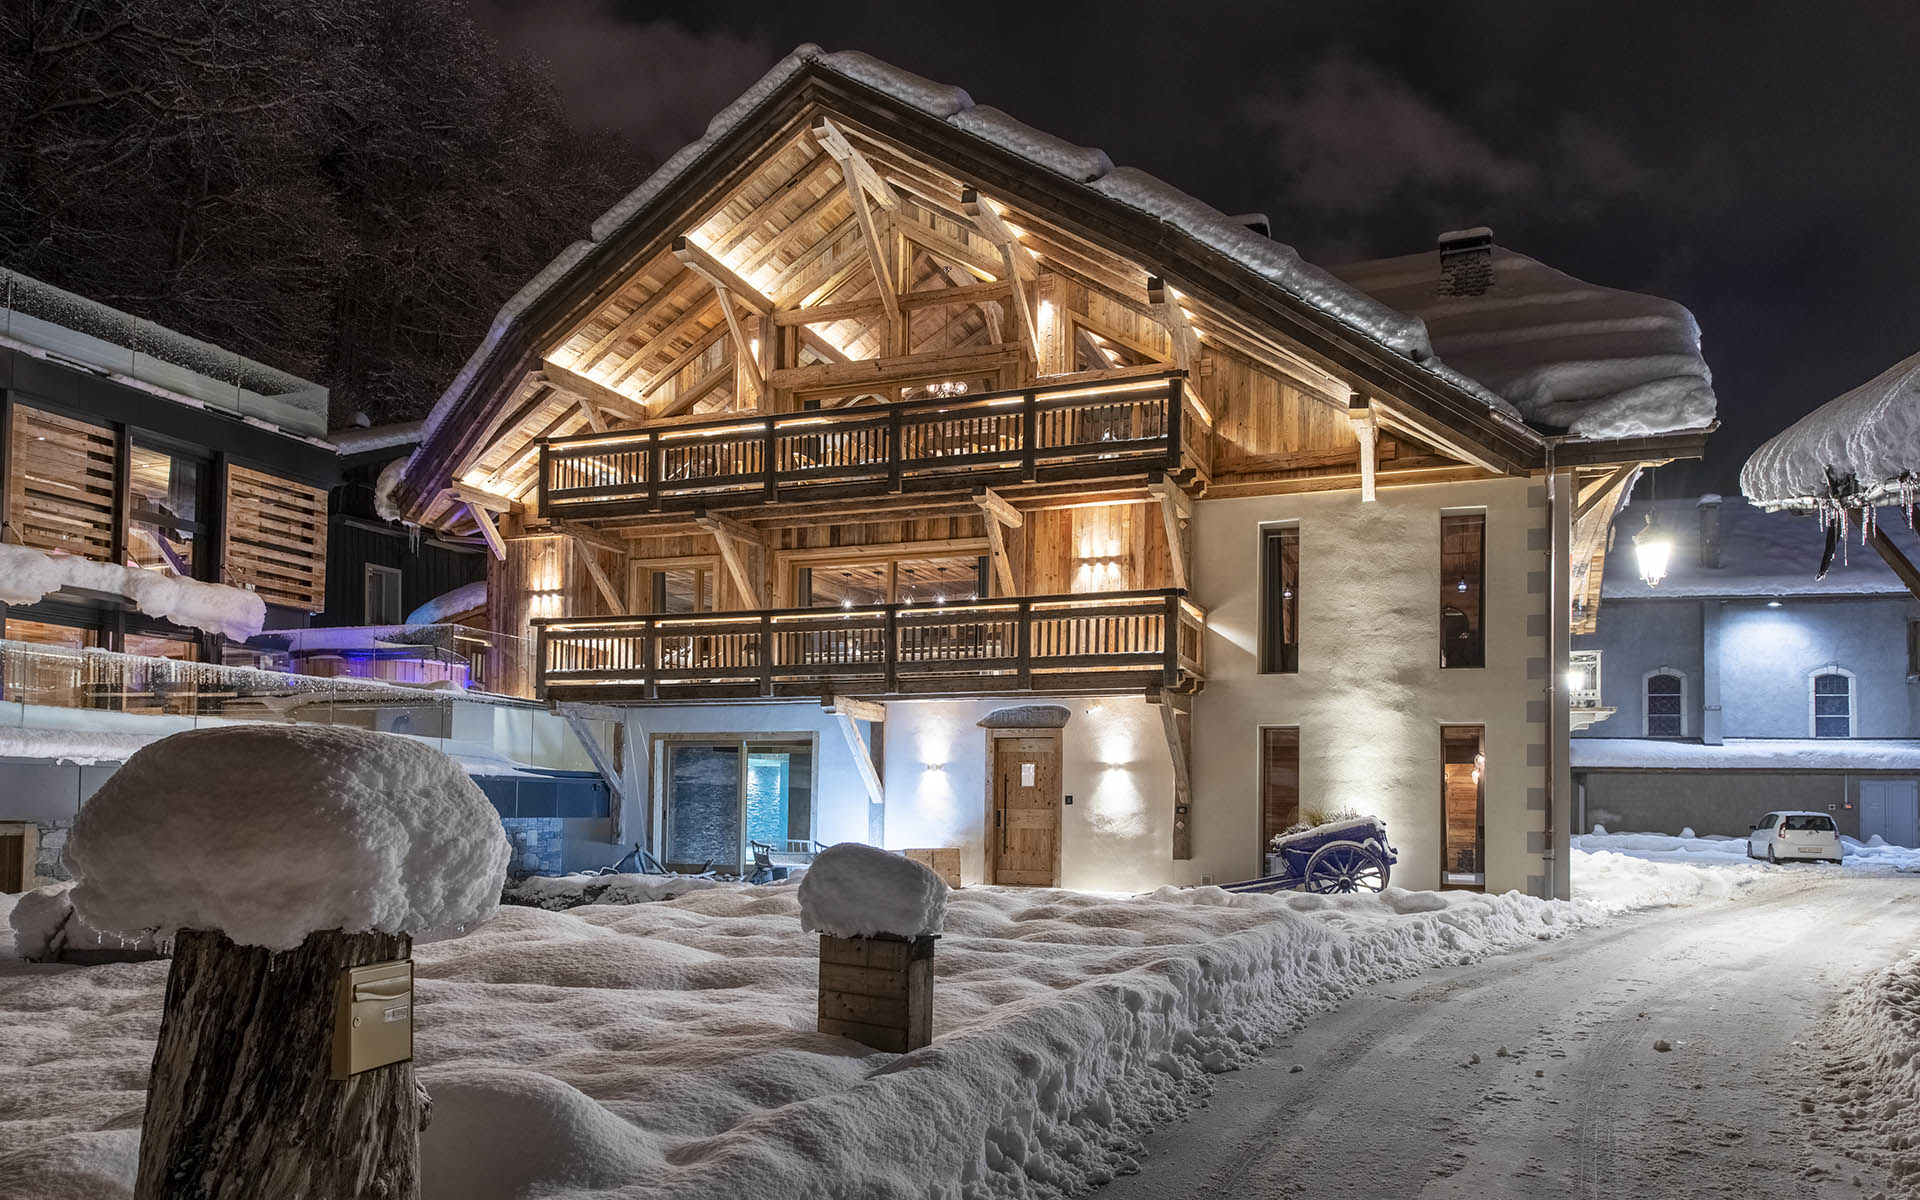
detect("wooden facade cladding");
top-left (221, 465), bottom-right (329, 612)
top-left (532, 588), bottom-right (1204, 703)
top-left (6, 404), bottom-right (118, 559)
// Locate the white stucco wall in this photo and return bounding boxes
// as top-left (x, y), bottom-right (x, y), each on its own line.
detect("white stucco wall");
top-left (881, 695), bottom-right (1177, 891)
top-left (1187, 476), bottom-right (1552, 894)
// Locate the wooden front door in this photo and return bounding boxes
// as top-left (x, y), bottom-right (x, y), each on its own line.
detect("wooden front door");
top-left (991, 735), bottom-right (1061, 886)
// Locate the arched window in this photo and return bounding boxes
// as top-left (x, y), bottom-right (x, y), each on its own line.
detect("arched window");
top-left (1810, 667), bottom-right (1855, 738)
top-left (1643, 669), bottom-right (1686, 738)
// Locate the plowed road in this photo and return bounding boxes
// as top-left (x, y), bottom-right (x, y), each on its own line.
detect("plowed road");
top-left (1100, 870), bottom-right (1920, 1199)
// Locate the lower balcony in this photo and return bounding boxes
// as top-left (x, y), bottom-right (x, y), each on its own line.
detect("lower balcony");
top-left (533, 589), bottom-right (1206, 702)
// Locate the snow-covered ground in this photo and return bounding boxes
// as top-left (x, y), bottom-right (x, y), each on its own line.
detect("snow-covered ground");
top-left (0, 852), bottom-right (1731, 1200)
top-left (1574, 827), bottom-right (1920, 873)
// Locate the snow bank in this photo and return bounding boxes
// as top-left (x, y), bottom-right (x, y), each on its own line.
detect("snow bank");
top-left (9, 883), bottom-right (76, 961)
top-left (502, 872), bottom-right (731, 910)
top-left (407, 579), bottom-right (488, 625)
top-left (1823, 950), bottom-right (1920, 1197)
top-left (1573, 829), bottom-right (1920, 874)
top-left (64, 726), bottom-right (510, 950)
top-left (0, 725), bottom-right (159, 765)
top-left (0, 543), bottom-right (265, 640)
top-left (1742, 349), bottom-right (1920, 510)
top-left (1332, 244), bottom-right (1716, 439)
top-left (797, 842), bottom-right (946, 937)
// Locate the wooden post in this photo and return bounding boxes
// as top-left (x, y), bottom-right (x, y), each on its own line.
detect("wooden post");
top-left (137, 928), bottom-right (421, 1200)
top-left (817, 932), bottom-right (935, 1053)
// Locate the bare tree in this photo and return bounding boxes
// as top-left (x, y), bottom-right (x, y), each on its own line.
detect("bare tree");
top-left (0, 0), bottom-right (637, 426)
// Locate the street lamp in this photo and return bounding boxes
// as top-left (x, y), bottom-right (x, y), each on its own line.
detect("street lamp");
top-left (1634, 512), bottom-right (1673, 587)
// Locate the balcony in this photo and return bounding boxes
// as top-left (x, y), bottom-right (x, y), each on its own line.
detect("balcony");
top-left (537, 371), bottom-right (1204, 518)
top-left (532, 589), bottom-right (1206, 702)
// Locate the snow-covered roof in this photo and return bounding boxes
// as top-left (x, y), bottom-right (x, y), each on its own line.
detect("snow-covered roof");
top-left (1, 266), bottom-right (329, 439)
top-left (1572, 737), bottom-right (1920, 771)
top-left (418, 46), bottom-right (1512, 459)
top-left (1331, 244), bottom-right (1717, 440)
top-left (1598, 496), bottom-right (1920, 600)
top-left (1740, 350), bottom-right (1920, 510)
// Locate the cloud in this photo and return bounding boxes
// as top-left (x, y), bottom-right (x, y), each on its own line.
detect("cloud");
top-left (474, 3), bottom-right (780, 161)
top-left (1242, 54), bottom-right (1645, 239)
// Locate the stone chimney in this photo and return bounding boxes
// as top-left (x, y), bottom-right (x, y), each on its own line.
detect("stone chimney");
top-left (1697, 494), bottom-right (1723, 568)
top-left (1437, 227), bottom-right (1495, 297)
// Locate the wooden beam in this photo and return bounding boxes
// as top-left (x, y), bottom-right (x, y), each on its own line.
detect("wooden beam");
top-left (962, 188), bottom-right (1039, 364)
top-left (449, 482), bottom-right (518, 514)
top-left (605, 292), bottom-right (727, 388)
top-left (670, 236), bottom-right (772, 313)
top-left (569, 268), bottom-right (701, 371)
top-left (711, 152), bottom-right (840, 258)
top-left (562, 712), bottom-right (629, 844)
top-left (823, 695), bottom-right (887, 724)
top-left (1574, 464), bottom-right (1638, 523)
top-left (1148, 277), bottom-right (1203, 373)
top-left (970, 485), bottom-right (1023, 528)
top-left (696, 508), bottom-right (764, 606)
top-left (654, 356), bottom-right (735, 419)
top-left (1869, 525), bottom-right (1920, 602)
top-left (637, 324), bottom-right (731, 400)
top-left (572, 537), bottom-right (624, 613)
top-left (575, 398), bottom-right (606, 434)
top-left (1348, 395), bottom-right (1380, 503)
top-left (835, 710), bottom-right (886, 808)
top-left (1148, 476), bottom-right (1189, 591)
top-left (539, 362), bottom-right (648, 417)
top-left (465, 502), bottom-right (506, 562)
top-left (982, 516), bottom-right (1016, 596)
top-left (1153, 691), bottom-right (1194, 861)
top-left (767, 347), bottom-right (1020, 393)
top-left (810, 117), bottom-right (897, 211)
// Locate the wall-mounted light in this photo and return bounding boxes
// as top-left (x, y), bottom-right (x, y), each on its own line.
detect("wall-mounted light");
top-left (1765, 599), bottom-right (1783, 609)
top-left (1455, 578), bottom-right (1469, 594)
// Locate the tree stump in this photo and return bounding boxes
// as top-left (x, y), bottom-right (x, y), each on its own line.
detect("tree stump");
top-left (137, 928), bottom-right (420, 1200)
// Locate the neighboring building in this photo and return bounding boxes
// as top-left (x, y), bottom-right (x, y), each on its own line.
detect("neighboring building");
top-left (1571, 494), bottom-right (1920, 846)
top-left (0, 270), bottom-right (617, 889)
top-left (386, 48), bottom-right (1718, 896)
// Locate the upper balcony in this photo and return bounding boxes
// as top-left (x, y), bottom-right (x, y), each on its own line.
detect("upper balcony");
top-left (536, 370), bottom-right (1205, 519)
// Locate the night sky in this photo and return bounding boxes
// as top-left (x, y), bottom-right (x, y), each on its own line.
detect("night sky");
top-left (475, 1), bottom-right (1918, 493)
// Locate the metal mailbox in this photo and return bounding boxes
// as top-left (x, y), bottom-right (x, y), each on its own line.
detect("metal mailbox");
top-left (331, 959), bottom-right (414, 1080)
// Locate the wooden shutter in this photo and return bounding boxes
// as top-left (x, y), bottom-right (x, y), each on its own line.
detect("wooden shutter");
top-left (223, 464), bottom-right (328, 611)
top-left (1259, 727), bottom-right (1300, 841)
top-left (6, 405), bottom-right (118, 559)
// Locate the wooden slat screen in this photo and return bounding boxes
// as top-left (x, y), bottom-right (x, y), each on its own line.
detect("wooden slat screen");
top-left (1259, 727), bottom-right (1300, 842)
top-left (223, 464), bottom-right (328, 611)
top-left (6, 405), bottom-right (118, 559)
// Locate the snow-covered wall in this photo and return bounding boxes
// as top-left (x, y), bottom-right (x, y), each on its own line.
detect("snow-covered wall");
top-left (1187, 476), bottom-right (1551, 894)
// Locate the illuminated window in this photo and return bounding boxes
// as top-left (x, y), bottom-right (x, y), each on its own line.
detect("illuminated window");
top-left (1259, 526), bottom-right (1299, 674)
top-left (1440, 513), bottom-right (1485, 669)
top-left (126, 443), bottom-right (207, 578)
top-left (1441, 726), bottom-right (1486, 887)
top-left (797, 556), bottom-right (987, 607)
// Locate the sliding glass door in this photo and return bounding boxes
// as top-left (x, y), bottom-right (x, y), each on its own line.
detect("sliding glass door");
top-left (661, 738), bottom-right (814, 875)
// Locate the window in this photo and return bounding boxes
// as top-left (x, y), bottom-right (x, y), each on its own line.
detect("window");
top-left (1441, 726), bottom-right (1486, 887)
top-left (1258, 728), bottom-right (1300, 845)
top-left (363, 564), bottom-right (403, 625)
top-left (641, 566), bottom-right (714, 614)
top-left (126, 443), bottom-right (208, 579)
top-left (1259, 527), bottom-right (1299, 674)
top-left (1644, 669), bottom-right (1686, 737)
top-left (1440, 513), bottom-right (1485, 669)
top-left (1783, 814), bottom-right (1836, 832)
top-left (661, 738), bottom-right (815, 875)
top-left (797, 555), bottom-right (988, 608)
top-left (1810, 668), bottom-right (1855, 738)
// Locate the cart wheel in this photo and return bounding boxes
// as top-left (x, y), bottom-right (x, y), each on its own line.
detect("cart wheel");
top-left (1303, 840), bottom-right (1391, 894)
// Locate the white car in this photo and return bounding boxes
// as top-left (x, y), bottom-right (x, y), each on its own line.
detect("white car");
top-left (1746, 811), bottom-right (1844, 864)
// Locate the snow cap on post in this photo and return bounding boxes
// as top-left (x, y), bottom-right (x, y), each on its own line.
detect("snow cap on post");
top-left (66, 725), bottom-right (510, 951)
top-left (798, 842), bottom-right (947, 938)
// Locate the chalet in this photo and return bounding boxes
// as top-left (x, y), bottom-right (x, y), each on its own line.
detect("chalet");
top-left (387, 47), bottom-right (1718, 896)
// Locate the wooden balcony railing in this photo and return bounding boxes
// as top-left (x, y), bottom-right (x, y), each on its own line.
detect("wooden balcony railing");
top-left (538, 371), bottom-right (1202, 517)
top-left (532, 589), bottom-right (1206, 702)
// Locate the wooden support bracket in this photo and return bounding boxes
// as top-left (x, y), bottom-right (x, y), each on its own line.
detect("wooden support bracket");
top-left (835, 710), bottom-right (886, 808)
top-left (1348, 394), bottom-right (1380, 503)
top-left (824, 694), bottom-right (887, 724)
top-left (562, 710), bottom-right (630, 844)
top-left (1148, 277), bottom-right (1204, 373)
top-left (464, 502), bottom-right (507, 562)
top-left (696, 508), bottom-right (765, 606)
top-left (572, 537), bottom-right (624, 613)
top-left (1147, 475), bottom-right (1191, 591)
top-left (961, 188), bottom-right (1040, 364)
top-left (1868, 524), bottom-right (1920, 602)
top-left (1150, 688), bottom-right (1194, 861)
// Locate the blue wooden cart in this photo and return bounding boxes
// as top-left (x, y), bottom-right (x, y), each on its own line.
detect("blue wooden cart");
top-left (1218, 816), bottom-right (1398, 894)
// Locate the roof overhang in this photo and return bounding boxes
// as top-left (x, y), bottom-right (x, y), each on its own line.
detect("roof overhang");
top-left (397, 60), bottom-right (1549, 519)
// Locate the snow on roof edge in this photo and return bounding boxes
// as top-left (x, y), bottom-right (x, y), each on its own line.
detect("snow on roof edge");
top-left (1740, 350), bottom-right (1920, 510)
top-left (415, 45), bottom-right (1544, 487)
